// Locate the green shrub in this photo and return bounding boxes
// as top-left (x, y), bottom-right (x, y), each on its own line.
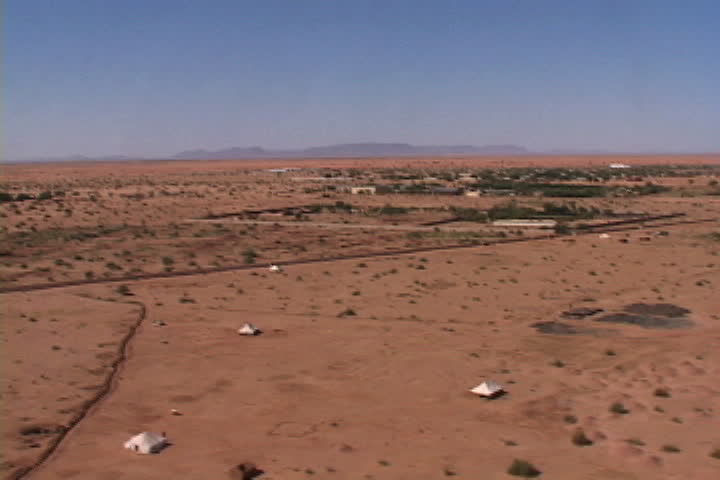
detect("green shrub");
top-left (15, 193), bottom-right (34, 201)
top-left (115, 285), bottom-right (133, 296)
top-left (507, 459), bottom-right (541, 477)
top-left (377, 204), bottom-right (409, 215)
top-left (571, 428), bottom-right (593, 446)
top-left (242, 248), bottom-right (257, 264)
top-left (654, 387), bottom-right (671, 398)
top-left (563, 414), bottom-right (578, 424)
top-left (337, 308), bottom-right (357, 318)
top-left (554, 222), bottom-right (571, 235)
top-left (450, 206), bottom-right (487, 222)
top-left (610, 402), bottom-right (630, 414)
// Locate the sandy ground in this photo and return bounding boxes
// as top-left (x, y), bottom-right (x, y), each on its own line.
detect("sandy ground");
top-left (2, 154), bottom-right (719, 181)
top-left (2, 156), bottom-right (720, 479)
top-left (0, 293), bottom-right (141, 475)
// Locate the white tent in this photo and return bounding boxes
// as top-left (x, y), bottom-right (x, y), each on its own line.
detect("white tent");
top-left (124, 432), bottom-right (168, 454)
top-left (237, 323), bottom-right (262, 336)
top-left (470, 380), bottom-right (504, 398)
top-left (268, 264), bottom-right (282, 273)
top-left (598, 233), bottom-right (610, 239)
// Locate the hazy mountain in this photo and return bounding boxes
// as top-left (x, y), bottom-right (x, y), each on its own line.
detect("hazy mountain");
top-left (173, 146), bottom-right (269, 159)
top-left (172, 143), bottom-right (531, 159)
top-left (5, 143), bottom-right (532, 163)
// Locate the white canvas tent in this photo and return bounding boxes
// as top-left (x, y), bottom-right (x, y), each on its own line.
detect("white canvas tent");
top-left (237, 323), bottom-right (262, 336)
top-left (268, 264), bottom-right (282, 273)
top-left (470, 380), bottom-right (504, 398)
top-left (124, 432), bottom-right (168, 454)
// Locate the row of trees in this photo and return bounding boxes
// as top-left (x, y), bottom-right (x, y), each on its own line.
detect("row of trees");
top-left (451, 201), bottom-right (609, 222)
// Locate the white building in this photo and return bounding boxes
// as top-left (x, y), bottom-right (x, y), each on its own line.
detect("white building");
top-left (492, 219), bottom-right (557, 228)
top-left (350, 186), bottom-right (376, 195)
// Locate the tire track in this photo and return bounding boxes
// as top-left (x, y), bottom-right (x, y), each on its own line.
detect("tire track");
top-left (9, 300), bottom-right (147, 480)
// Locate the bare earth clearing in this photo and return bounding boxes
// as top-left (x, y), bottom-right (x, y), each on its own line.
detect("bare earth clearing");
top-left (1, 155), bottom-right (719, 480)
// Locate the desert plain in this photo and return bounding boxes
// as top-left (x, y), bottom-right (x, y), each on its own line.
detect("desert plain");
top-left (1, 154), bottom-right (719, 480)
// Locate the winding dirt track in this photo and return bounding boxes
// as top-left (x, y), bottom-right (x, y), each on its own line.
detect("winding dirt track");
top-left (9, 301), bottom-right (147, 480)
top-left (1, 213), bottom-right (714, 297)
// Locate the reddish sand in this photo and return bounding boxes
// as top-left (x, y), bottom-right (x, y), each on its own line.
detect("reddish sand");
top-left (1, 156), bottom-right (719, 480)
top-left (2, 154), bottom-right (719, 181)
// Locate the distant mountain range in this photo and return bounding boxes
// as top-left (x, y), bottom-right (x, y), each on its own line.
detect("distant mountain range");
top-left (172, 143), bottom-right (531, 159)
top-left (12, 143), bottom-right (700, 163)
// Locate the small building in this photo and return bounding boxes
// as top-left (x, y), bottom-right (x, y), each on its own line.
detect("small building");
top-left (492, 219), bottom-right (557, 228)
top-left (350, 186), bottom-right (376, 195)
top-left (464, 190), bottom-right (481, 197)
top-left (483, 188), bottom-right (515, 196)
top-left (609, 163), bottom-right (631, 169)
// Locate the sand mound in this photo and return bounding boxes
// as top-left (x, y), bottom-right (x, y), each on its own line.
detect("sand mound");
top-left (623, 303), bottom-right (691, 317)
top-left (531, 321), bottom-right (581, 335)
top-left (530, 321), bottom-right (616, 336)
top-left (595, 312), bottom-right (693, 329)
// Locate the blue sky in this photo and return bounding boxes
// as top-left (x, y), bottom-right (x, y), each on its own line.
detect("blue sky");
top-left (4, 0), bottom-right (720, 159)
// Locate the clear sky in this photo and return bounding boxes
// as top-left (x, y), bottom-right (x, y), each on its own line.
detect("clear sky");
top-left (4, 0), bottom-right (720, 159)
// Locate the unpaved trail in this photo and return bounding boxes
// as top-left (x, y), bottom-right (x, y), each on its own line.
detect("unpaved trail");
top-left (9, 301), bottom-right (147, 480)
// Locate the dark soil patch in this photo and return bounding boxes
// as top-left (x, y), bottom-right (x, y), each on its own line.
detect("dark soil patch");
top-left (532, 322), bottom-right (582, 335)
top-left (561, 307), bottom-right (604, 319)
top-left (623, 303), bottom-right (691, 318)
top-left (595, 313), bottom-right (693, 329)
top-left (531, 321), bottom-right (617, 337)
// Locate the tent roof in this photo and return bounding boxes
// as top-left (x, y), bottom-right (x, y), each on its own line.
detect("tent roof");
top-left (238, 323), bottom-right (261, 335)
top-left (470, 380), bottom-right (504, 396)
top-left (126, 432), bottom-right (165, 444)
top-left (124, 432), bottom-right (167, 453)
